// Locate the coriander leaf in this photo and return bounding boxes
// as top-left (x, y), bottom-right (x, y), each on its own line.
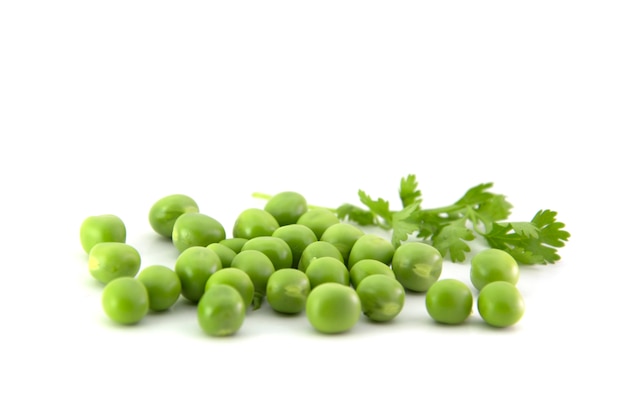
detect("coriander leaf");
top-left (474, 194), bottom-right (513, 227)
top-left (432, 219), bottom-right (475, 262)
top-left (454, 183), bottom-right (497, 207)
top-left (390, 202), bottom-right (421, 247)
top-left (358, 189), bottom-right (393, 226)
top-left (336, 203), bottom-right (376, 226)
top-left (399, 174), bottom-right (422, 208)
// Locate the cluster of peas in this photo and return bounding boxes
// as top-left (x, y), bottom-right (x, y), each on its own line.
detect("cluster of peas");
top-left (80, 192), bottom-right (525, 336)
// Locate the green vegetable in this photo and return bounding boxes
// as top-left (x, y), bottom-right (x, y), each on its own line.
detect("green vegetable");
top-left (232, 208), bottom-right (279, 239)
top-left (272, 224), bottom-right (318, 268)
top-left (80, 214), bottom-right (126, 254)
top-left (297, 241), bottom-right (344, 272)
top-left (391, 242), bottom-right (442, 292)
top-left (149, 194), bottom-right (199, 238)
top-left (102, 277), bottom-right (149, 325)
top-left (425, 279), bottom-right (473, 324)
top-left (296, 208), bottom-right (340, 239)
top-left (266, 268), bottom-right (311, 314)
top-left (260, 191), bottom-right (308, 226)
top-left (347, 234), bottom-right (395, 269)
top-left (477, 281), bottom-right (525, 327)
top-left (230, 249), bottom-right (275, 308)
top-left (205, 268), bottom-right (255, 307)
top-left (470, 248), bottom-right (519, 290)
top-left (305, 257), bottom-right (350, 288)
top-left (174, 246), bottom-right (222, 303)
top-left (356, 274), bottom-right (405, 322)
top-left (197, 284), bottom-right (246, 336)
top-left (241, 236), bottom-right (293, 270)
top-left (306, 283), bottom-right (361, 334)
top-left (88, 242), bottom-right (141, 284)
top-left (207, 243), bottom-right (237, 268)
top-left (320, 222), bottom-right (364, 264)
top-left (219, 237), bottom-right (249, 253)
top-left (136, 265), bottom-right (181, 311)
top-left (349, 259), bottom-right (396, 288)
top-left (172, 212), bottom-right (226, 253)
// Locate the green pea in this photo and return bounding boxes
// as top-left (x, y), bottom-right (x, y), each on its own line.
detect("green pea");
top-left (197, 284), bottom-right (246, 336)
top-left (88, 242), bottom-right (141, 284)
top-left (219, 237), bottom-right (249, 254)
top-left (205, 268), bottom-right (255, 307)
top-left (172, 212), bottom-right (226, 253)
top-left (391, 242), bottom-right (442, 292)
top-left (230, 250), bottom-right (275, 296)
top-left (298, 241), bottom-right (344, 272)
top-left (232, 208), bottom-right (279, 239)
top-left (207, 243), bottom-right (237, 268)
top-left (80, 214), bottom-right (126, 254)
top-left (477, 281), bottom-right (525, 328)
top-left (306, 283), bottom-right (361, 334)
top-left (102, 277), bottom-right (149, 325)
top-left (356, 274), bottom-right (405, 322)
top-left (272, 224), bottom-right (318, 268)
top-left (320, 222), bottom-right (364, 264)
top-left (305, 257), bottom-right (350, 288)
top-left (470, 248), bottom-right (520, 291)
top-left (349, 259), bottom-right (395, 288)
top-left (174, 246), bottom-right (222, 303)
top-left (241, 236), bottom-right (293, 270)
top-left (264, 191), bottom-right (308, 226)
top-left (266, 269), bottom-right (311, 314)
top-left (136, 265), bottom-right (181, 312)
top-left (296, 208), bottom-right (340, 239)
top-left (149, 194), bottom-right (199, 238)
top-left (425, 279), bottom-right (473, 325)
top-left (348, 234), bottom-right (395, 269)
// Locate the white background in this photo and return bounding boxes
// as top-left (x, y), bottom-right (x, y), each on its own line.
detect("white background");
top-left (1, 1), bottom-right (624, 415)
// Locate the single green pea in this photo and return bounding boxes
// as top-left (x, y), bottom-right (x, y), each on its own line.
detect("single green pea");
top-left (349, 258), bottom-right (396, 288)
top-left (477, 281), bottom-right (525, 328)
top-left (425, 279), bottom-right (473, 325)
top-left (172, 212), bottom-right (226, 253)
top-left (298, 241), bottom-right (344, 272)
top-left (320, 222), bottom-right (365, 264)
top-left (207, 243), bottom-right (237, 268)
top-left (174, 246), bottom-right (222, 303)
top-left (305, 257), bottom-right (350, 288)
top-left (232, 208), bottom-right (280, 239)
top-left (148, 194), bottom-right (199, 238)
top-left (102, 277), bottom-right (149, 325)
top-left (197, 284), bottom-right (246, 336)
top-left (296, 208), bottom-right (340, 240)
top-left (356, 274), bottom-right (405, 322)
top-left (391, 242), bottom-right (443, 292)
top-left (88, 242), bottom-right (141, 284)
top-left (272, 224), bottom-right (318, 268)
top-left (219, 238), bottom-right (249, 254)
top-left (348, 234), bottom-right (396, 269)
top-left (80, 214), bottom-right (126, 254)
top-left (230, 250), bottom-right (275, 296)
top-left (264, 191), bottom-right (308, 226)
top-left (241, 236), bottom-right (293, 270)
top-left (266, 269), bottom-right (311, 314)
top-left (205, 268), bottom-right (255, 307)
top-left (306, 283), bottom-right (361, 334)
top-left (470, 248), bottom-right (520, 291)
top-left (137, 265), bottom-right (181, 311)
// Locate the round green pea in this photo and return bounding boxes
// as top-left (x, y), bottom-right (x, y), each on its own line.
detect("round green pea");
top-left (348, 234), bottom-right (396, 269)
top-left (296, 208), bottom-right (340, 240)
top-left (272, 224), bottom-right (318, 268)
top-left (102, 277), bottom-right (149, 325)
top-left (174, 246), bottom-right (222, 303)
top-left (230, 250), bottom-right (275, 296)
top-left (320, 222), bottom-right (365, 264)
top-left (172, 212), bottom-right (226, 253)
top-left (207, 243), bottom-right (237, 268)
top-left (298, 241), bottom-right (344, 272)
top-left (392, 242), bottom-right (443, 292)
top-left (148, 194), bottom-right (199, 238)
top-left (305, 257), bottom-right (350, 288)
top-left (349, 258), bottom-right (396, 288)
top-left (356, 274), bottom-right (405, 322)
top-left (232, 208), bottom-right (280, 239)
top-left (266, 269), bottom-right (311, 314)
top-left (136, 265), bottom-right (181, 311)
top-left (205, 268), bottom-right (255, 307)
top-left (80, 214), bottom-right (126, 254)
top-left (197, 284), bottom-right (246, 336)
top-left (425, 279), bottom-right (473, 324)
top-left (219, 238), bottom-right (249, 254)
top-left (306, 283), bottom-right (361, 334)
top-left (241, 236), bottom-right (293, 270)
top-left (470, 248), bottom-right (520, 291)
top-left (264, 191), bottom-right (308, 226)
top-left (88, 242), bottom-right (141, 284)
top-left (477, 281), bottom-right (525, 328)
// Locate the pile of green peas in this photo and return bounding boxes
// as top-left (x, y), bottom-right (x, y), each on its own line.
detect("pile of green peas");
top-left (80, 191), bottom-right (525, 336)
